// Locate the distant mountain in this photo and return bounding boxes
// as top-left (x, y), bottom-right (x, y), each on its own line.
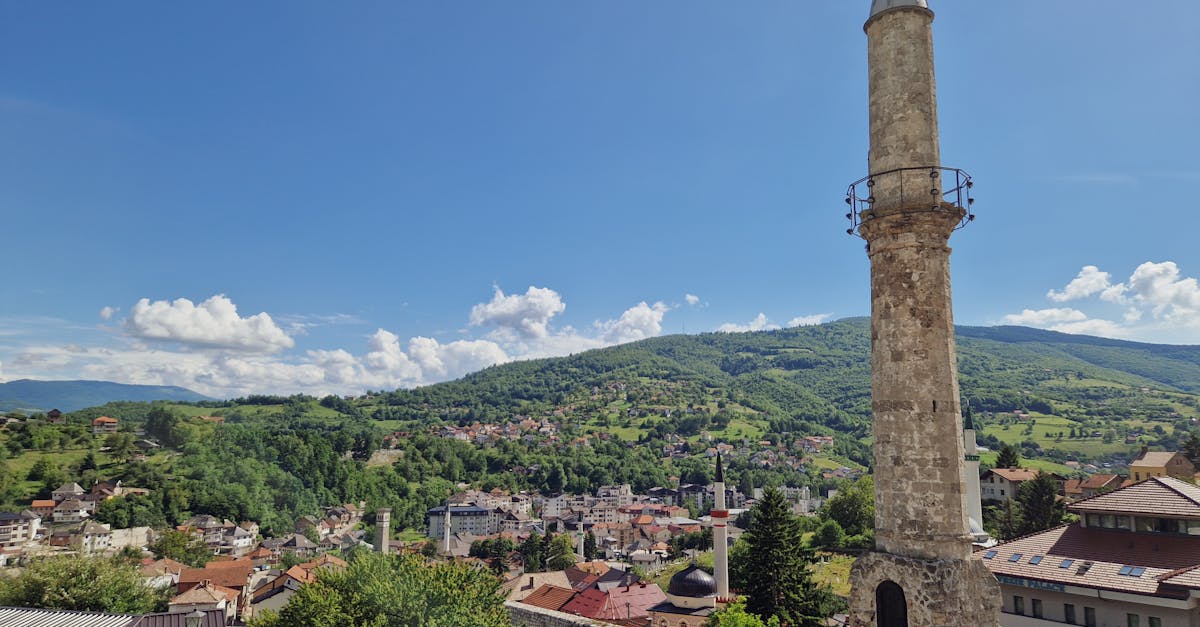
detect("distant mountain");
top-left (0, 379), bottom-right (213, 413)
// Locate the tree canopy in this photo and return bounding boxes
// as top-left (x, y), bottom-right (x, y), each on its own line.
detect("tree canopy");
top-left (248, 551), bottom-right (508, 627)
top-left (0, 555), bottom-right (169, 614)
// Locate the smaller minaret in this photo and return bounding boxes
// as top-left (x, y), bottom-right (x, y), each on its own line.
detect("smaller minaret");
top-left (442, 501), bottom-right (452, 555)
top-left (962, 414), bottom-right (988, 544)
top-left (375, 508), bottom-right (391, 555)
top-left (711, 453), bottom-right (730, 600)
top-left (577, 511), bottom-right (587, 561)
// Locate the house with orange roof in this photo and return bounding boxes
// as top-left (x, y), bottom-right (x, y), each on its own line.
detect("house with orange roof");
top-left (92, 416), bottom-right (118, 435)
top-left (981, 467), bottom-right (1042, 504)
top-left (980, 476), bottom-right (1200, 626)
top-left (517, 584), bottom-right (576, 613)
top-left (170, 580), bottom-right (239, 624)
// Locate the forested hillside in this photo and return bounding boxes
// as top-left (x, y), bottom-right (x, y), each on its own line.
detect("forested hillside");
top-left (3, 318), bottom-right (1199, 536)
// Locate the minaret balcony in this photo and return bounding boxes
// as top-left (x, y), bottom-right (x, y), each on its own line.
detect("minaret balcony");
top-left (844, 166), bottom-right (975, 236)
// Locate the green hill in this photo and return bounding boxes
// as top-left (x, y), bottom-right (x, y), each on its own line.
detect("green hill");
top-left (363, 318), bottom-right (1200, 466)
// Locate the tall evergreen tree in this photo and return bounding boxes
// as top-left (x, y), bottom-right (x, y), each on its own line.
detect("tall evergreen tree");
top-left (991, 501), bottom-right (1025, 542)
top-left (996, 443), bottom-right (1021, 469)
top-left (520, 531), bottom-right (544, 573)
top-left (1017, 472), bottom-right (1066, 536)
top-left (731, 487), bottom-right (837, 626)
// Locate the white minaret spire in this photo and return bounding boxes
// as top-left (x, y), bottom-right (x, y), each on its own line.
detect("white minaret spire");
top-left (712, 453), bottom-right (730, 599)
top-left (442, 501), bottom-right (452, 555)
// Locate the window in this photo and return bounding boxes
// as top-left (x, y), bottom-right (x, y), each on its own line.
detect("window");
top-left (983, 550), bottom-right (997, 559)
top-left (1119, 565), bottom-right (1133, 575)
top-left (1148, 618), bottom-right (1162, 627)
top-left (1013, 596), bottom-right (1025, 615)
top-left (1029, 555), bottom-right (1043, 565)
top-left (1127, 614), bottom-right (1140, 627)
top-left (1009, 553), bottom-right (1023, 562)
top-left (1130, 567), bottom-right (1145, 577)
top-left (1085, 607), bottom-right (1097, 627)
top-left (1032, 599), bottom-right (1043, 618)
top-left (1060, 559), bottom-right (1075, 569)
top-left (1000, 489), bottom-right (1006, 496)
top-left (1064, 604), bottom-right (1077, 625)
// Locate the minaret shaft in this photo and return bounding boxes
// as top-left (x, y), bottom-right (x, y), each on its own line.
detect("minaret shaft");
top-left (846, 3), bottom-right (1001, 625)
top-left (712, 454), bottom-right (730, 599)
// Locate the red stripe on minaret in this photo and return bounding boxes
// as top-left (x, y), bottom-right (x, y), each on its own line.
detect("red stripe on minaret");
top-left (712, 510), bottom-right (729, 519)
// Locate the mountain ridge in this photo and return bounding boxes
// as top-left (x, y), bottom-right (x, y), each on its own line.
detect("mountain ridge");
top-left (0, 379), bottom-right (213, 413)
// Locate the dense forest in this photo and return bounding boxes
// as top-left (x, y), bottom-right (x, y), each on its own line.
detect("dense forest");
top-left (3, 318), bottom-right (1199, 536)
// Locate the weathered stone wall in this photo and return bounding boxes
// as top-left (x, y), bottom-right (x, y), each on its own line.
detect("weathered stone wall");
top-left (848, 552), bottom-right (1001, 627)
top-left (867, 6), bottom-right (941, 212)
top-left (505, 601), bottom-right (613, 627)
top-left (859, 208), bottom-right (971, 561)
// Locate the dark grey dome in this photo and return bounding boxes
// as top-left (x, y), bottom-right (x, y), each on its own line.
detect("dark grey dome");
top-left (668, 564), bottom-right (716, 598)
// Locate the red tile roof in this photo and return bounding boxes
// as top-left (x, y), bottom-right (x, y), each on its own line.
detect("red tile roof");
top-left (1069, 477), bottom-right (1200, 518)
top-left (519, 584), bottom-right (576, 612)
top-left (560, 582), bottom-right (667, 620)
top-left (978, 524), bottom-right (1200, 596)
top-left (1080, 474), bottom-right (1122, 490)
top-left (986, 468), bottom-right (1039, 482)
top-left (178, 563), bottom-right (253, 591)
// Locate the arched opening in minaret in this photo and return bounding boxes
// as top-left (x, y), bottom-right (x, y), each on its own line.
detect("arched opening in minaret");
top-left (876, 580), bottom-right (908, 627)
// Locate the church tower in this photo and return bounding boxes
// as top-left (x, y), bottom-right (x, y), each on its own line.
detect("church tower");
top-left (844, 1), bottom-right (1000, 625)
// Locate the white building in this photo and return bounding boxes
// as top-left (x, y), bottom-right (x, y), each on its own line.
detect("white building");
top-left (982, 476), bottom-right (1200, 627)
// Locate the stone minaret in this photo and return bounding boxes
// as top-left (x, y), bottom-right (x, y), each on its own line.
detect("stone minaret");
top-left (375, 507), bottom-right (391, 555)
top-left (845, 1), bottom-right (1000, 625)
top-left (711, 453), bottom-right (729, 600)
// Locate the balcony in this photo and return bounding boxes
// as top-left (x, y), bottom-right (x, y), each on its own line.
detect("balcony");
top-left (843, 166), bottom-right (975, 236)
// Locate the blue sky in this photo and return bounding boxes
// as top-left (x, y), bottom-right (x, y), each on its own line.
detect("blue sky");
top-left (2, 1), bottom-right (1198, 398)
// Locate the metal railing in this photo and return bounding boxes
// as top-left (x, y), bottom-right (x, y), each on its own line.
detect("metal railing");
top-left (843, 166), bottom-right (975, 235)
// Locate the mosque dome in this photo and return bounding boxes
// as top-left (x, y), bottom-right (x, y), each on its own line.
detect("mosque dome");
top-left (668, 564), bottom-right (717, 598)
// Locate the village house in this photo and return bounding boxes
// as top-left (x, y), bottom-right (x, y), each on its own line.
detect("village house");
top-left (981, 467), bottom-right (1042, 503)
top-left (1130, 449), bottom-right (1196, 482)
top-left (0, 511), bottom-right (41, 549)
top-left (92, 415), bottom-right (119, 435)
top-left (52, 498), bottom-right (89, 524)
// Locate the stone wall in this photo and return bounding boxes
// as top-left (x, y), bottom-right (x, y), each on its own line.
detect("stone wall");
top-left (505, 601), bottom-right (613, 627)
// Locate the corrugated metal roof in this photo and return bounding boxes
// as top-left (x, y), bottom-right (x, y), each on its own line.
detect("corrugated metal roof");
top-left (0, 607), bottom-right (134, 627)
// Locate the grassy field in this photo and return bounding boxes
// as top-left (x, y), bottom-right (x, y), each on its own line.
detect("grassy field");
top-left (812, 552), bottom-right (854, 597)
top-left (982, 414), bottom-right (1138, 459)
top-left (977, 452), bottom-right (1078, 475)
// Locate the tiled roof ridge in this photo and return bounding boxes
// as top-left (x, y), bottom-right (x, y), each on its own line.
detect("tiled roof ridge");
top-left (1068, 476), bottom-right (1157, 509)
top-left (1154, 476), bottom-right (1200, 506)
top-left (1155, 562), bottom-right (1200, 582)
top-left (978, 522), bottom-right (1071, 551)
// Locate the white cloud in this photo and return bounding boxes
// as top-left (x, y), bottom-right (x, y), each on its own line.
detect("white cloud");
top-left (598, 302), bottom-right (668, 344)
top-left (125, 294), bottom-right (294, 352)
top-left (4, 285), bottom-right (682, 398)
top-left (716, 313), bottom-right (778, 333)
top-left (1047, 266), bottom-right (1112, 302)
top-left (685, 294), bottom-right (700, 306)
top-left (469, 286), bottom-right (565, 339)
top-left (788, 314), bottom-right (832, 327)
top-left (99, 306), bottom-right (117, 320)
top-left (1003, 308), bottom-right (1088, 326)
top-left (1006, 261), bottom-right (1200, 342)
